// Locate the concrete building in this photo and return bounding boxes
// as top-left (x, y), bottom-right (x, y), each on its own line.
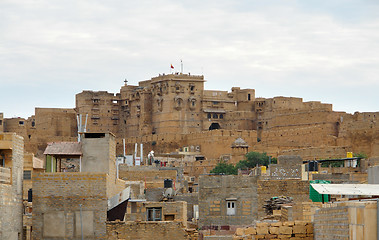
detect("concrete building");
top-left (198, 174), bottom-right (310, 229)
top-left (32, 132), bottom-right (126, 239)
top-left (198, 175), bottom-right (259, 228)
top-left (125, 201), bottom-right (187, 226)
top-left (0, 132), bottom-right (24, 239)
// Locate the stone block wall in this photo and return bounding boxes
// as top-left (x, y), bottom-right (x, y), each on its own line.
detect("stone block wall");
top-left (314, 201), bottom-right (377, 240)
top-left (199, 175), bottom-right (259, 228)
top-left (0, 167), bottom-right (11, 184)
top-left (125, 201), bottom-right (187, 227)
top-left (175, 193), bottom-right (199, 220)
top-left (0, 133), bottom-right (24, 240)
top-left (106, 221), bottom-right (197, 240)
top-left (32, 172), bottom-right (108, 239)
top-left (292, 202), bottom-right (322, 222)
top-left (233, 221), bottom-right (313, 240)
top-left (118, 165), bottom-right (177, 183)
top-left (269, 155), bottom-right (302, 180)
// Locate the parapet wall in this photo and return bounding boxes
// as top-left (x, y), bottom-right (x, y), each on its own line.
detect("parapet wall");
top-left (234, 221), bottom-right (314, 240)
top-left (106, 221), bottom-right (195, 240)
top-left (118, 165), bottom-right (178, 185)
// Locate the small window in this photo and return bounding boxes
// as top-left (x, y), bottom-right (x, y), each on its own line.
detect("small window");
top-left (207, 113), bottom-right (211, 119)
top-left (19, 121), bottom-right (24, 125)
top-left (23, 170), bottom-right (32, 180)
top-left (213, 114), bottom-right (218, 119)
top-left (147, 207), bottom-right (162, 221)
top-left (93, 99), bottom-right (99, 103)
top-left (0, 120), bottom-right (2, 125)
top-left (248, 94), bottom-right (251, 101)
top-left (164, 214), bottom-right (175, 221)
top-left (192, 101), bottom-right (195, 107)
top-left (190, 85), bottom-right (195, 91)
top-left (219, 114), bottom-right (223, 119)
top-left (31, 121), bottom-right (35, 127)
top-left (226, 201), bottom-right (236, 216)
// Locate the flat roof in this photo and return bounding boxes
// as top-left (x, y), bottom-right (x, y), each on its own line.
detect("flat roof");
top-left (311, 184), bottom-right (379, 195)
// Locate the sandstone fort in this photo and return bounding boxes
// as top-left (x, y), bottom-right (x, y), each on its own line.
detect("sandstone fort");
top-left (1, 73), bottom-right (379, 239)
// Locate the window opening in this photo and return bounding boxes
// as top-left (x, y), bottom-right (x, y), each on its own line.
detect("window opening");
top-left (147, 207), bottom-right (162, 221)
top-left (226, 201), bottom-right (236, 216)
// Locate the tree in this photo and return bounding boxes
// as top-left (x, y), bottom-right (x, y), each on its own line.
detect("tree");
top-left (236, 151), bottom-right (272, 169)
top-left (353, 152), bottom-right (368, 159)
top-left (210, 162), bottom-right (237, 175)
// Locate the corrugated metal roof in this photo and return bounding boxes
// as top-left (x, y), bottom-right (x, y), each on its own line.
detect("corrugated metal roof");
top-left (43, 142), bottom-right (82, 156)
top-left (311, 184), bottom-right (379, 196)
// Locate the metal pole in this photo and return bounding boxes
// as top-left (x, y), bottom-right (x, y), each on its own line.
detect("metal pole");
top-left (79, 204), bottom-right (84, 240)
top-left (76, 115), bottom-right (80, 142)
top-left (140, 143), bottom-right (143, 165)
top-left (84, 114), bottom-right (88, 133)
top-left (123, 139), bottom-right (126, 157)
top-left (134, 143), bottom-right (137, 165)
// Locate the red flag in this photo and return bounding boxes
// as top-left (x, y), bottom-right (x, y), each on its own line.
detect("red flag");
top-left (171, 64), bottom-right (174, 69)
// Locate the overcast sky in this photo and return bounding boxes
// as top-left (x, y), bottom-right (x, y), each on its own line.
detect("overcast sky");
top-left (1, 0), bottom-right (379, 118)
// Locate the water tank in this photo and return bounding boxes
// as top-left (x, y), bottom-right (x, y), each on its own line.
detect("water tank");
top-left (309, 161), bottom-right (318, 171)
top-left (164, 179), bottom-right (173, 188)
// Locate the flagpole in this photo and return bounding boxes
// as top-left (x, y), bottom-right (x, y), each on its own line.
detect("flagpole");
top-left (181, 59), bottom-right (183, 74)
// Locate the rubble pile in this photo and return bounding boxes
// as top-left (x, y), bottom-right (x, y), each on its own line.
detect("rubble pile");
top-left (263, 196), bottom-right (293, 215)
